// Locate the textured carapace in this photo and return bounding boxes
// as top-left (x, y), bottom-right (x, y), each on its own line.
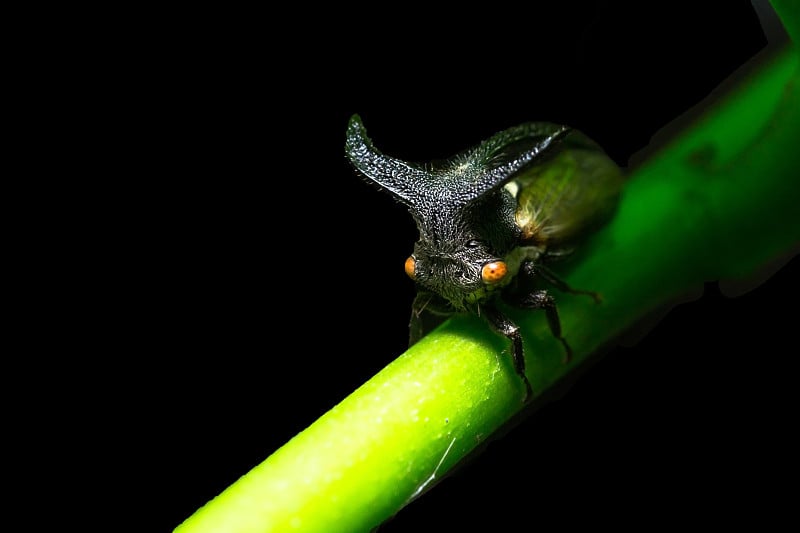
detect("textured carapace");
top-left (345, 114), bottom-right (623, 401)
top-left (346, 114), bottom-right (572, 310)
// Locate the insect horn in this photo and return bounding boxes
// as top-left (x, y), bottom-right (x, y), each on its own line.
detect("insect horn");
top-left (345, 114), bottom-right (432, 210)
top-left (455, 123), bottom-right (573, 204)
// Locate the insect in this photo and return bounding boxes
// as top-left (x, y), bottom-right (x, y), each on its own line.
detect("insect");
top-left (345, 115), bottom-right (623, 400)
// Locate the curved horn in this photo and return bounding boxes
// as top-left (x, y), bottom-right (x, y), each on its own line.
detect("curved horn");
top-left (345, 115), bottom-right (431, 208)
top-left (452, 123), bottom-right (572, 204)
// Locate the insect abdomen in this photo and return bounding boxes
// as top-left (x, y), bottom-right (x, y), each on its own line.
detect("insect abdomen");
top-left (511, 142), bottom-right (623, 247)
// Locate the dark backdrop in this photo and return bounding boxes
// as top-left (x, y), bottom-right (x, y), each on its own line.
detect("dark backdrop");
top-left (141, 2), bottom-right (797, 530)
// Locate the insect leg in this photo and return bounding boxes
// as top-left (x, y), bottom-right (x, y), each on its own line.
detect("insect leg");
top-left (409, 292), bottom-right (453, 346)
top-left (482, 305), bottom-right (533, 402)
top-left (526, 262), bottom-right (601, 304)
top-left (518, 289), bottom-right (573, 364)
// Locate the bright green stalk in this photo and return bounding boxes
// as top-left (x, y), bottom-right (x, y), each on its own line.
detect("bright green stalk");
top-left (175, 16), bottom-right (799, 533)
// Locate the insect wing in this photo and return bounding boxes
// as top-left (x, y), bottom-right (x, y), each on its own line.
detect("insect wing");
top-left (512, 132), bottom-right (624, 246)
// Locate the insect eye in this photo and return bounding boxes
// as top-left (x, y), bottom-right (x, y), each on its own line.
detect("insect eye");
top-left (404, 256), bottom-right (416, 280)
top-left (481, 261), bottom-right (507, 284)
top-left (465, 239), bottom-right (482, 248)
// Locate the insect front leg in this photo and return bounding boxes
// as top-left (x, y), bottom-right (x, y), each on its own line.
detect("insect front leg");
top-left (482, 305), bottom-right (533, 402)
top-left (409, 291), bottom-right (453, 346)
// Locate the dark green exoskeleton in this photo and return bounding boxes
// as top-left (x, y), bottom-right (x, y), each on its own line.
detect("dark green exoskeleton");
top-left (345, 115), bottom-right (623, 400)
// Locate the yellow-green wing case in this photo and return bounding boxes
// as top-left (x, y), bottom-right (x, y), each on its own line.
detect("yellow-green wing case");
top-left (512, 131), bottom-right (624, 247)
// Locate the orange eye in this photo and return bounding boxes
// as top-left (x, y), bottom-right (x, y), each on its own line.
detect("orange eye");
top-left (404, 256), bottom-right (416, 280)
top-left (481, 261), bottom-right (507, 284)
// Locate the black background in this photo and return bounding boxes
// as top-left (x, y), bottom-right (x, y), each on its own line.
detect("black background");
top-left (143, 2), bottom-right (798, 530)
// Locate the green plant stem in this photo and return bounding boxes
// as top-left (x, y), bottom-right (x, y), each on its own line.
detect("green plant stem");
top-left (771, 0), bottom-right (800, 45)
top-left (175, 29), bottom-right (799, 533)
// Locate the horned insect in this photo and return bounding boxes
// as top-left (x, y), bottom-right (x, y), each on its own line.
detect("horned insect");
top-left (345, 115), bottom-right (623, 401)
